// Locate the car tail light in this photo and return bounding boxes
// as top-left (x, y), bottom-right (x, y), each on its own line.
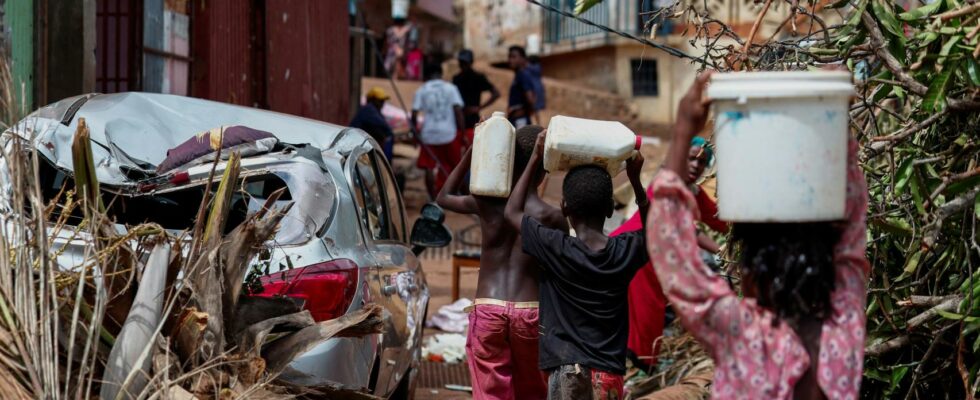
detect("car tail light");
top-left (249, 259), bottom-right (358, 322)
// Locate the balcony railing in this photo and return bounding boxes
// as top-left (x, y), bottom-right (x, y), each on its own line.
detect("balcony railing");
top-left (543, 0), bottom-right (610, 43)
top-left (542, 0), bottom-right (804, 46)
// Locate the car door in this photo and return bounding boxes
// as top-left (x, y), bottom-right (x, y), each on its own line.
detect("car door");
top-left (347, 148), bottom-right (421, 395)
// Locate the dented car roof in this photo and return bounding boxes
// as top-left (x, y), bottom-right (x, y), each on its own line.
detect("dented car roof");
top-left (10, 92), bottom-right (366, 186)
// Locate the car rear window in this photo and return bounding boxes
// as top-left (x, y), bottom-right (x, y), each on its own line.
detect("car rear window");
top-left (37, 158), bottom-right (334, 245)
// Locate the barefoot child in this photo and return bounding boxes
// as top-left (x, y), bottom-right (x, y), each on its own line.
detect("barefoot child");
top-left (504, 131), bottom-right (650, 400)
top-left (436, 125), bottom-right (566, 400)
top-left (646, 74), bottom-right (869, 399)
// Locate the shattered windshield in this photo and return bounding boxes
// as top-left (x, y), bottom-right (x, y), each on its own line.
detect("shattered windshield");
top-left (257, 162), bottom-right (335, 245)
top-left (36, 157), bottom-right (335, 246)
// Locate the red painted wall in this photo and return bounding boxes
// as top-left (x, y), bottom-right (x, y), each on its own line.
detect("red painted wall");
top-left (192, 0), bottom-right (350, 124)
top-left (190, 0), bottom-right (256, 106)
top-left (264, 0), bottom-right (350, 124)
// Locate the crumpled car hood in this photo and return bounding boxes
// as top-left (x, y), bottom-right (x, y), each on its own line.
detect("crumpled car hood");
top-left (10, 92), bottom-right (354, 186)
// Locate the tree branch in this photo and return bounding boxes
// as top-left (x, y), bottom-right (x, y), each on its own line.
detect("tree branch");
top-left (867, 109), bottom-right (947, 157)
top-left (924, 186), bottom-right (980, 248)
top-left (862, 12), bottom-right (929, 96)
top-left (937, 3), bottom-right (980, 22)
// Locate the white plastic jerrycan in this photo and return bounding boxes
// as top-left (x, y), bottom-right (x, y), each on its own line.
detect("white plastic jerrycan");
top-left (707, 71), bottom-right (854, 222)
top-left (544, 115), bottom-right (641, 175)
top-left (469, 111), bottom-right (516, 197)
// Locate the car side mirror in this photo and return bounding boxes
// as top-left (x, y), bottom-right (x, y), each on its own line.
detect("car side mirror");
top-left (410, 203), bottom-right (452, 255)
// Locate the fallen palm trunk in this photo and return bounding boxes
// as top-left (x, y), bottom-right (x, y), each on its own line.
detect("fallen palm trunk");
top-left (101, 244), bottom-right (171, 400)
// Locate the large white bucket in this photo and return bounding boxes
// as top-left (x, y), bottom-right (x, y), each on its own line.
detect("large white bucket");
top-left (707, 71), bottom-right (854, 222)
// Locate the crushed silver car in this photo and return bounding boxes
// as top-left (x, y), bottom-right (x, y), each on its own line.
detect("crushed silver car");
top-left (3, 92), bottom-right (450, 398)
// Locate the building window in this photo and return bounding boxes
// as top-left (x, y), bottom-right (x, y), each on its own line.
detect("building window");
top-left (631, 59), bottom-right (659, 97)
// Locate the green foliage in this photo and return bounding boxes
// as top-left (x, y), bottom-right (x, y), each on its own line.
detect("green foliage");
top-left (574, 0), bottom-right (603, 15)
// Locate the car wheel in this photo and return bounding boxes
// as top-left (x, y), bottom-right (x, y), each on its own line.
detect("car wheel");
top-left (389, 366), bottom-right (416, 400)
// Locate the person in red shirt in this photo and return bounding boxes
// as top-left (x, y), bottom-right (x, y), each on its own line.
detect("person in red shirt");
top-left (609, 136), bottom-right (727, 369)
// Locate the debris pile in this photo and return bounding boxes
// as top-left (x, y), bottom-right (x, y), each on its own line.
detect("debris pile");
top-left (0, 118), bottom-right (384, 399)
top-left (625, 323), bottom-right (713, 400)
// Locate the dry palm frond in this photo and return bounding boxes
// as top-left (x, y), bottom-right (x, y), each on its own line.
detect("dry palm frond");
top-left (626, 323), bottom-right (714, 400)
top-left (0, 49), bottom-right (385, 398)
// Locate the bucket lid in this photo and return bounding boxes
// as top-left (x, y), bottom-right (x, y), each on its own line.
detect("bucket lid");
top-left (707, 71), bottom-right (854, 102)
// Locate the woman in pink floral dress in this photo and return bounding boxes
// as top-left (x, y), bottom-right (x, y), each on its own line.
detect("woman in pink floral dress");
top-left (646, 73), bottom-right (869, 400)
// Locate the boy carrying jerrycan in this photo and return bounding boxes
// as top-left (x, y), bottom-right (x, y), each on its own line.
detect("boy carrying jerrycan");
top-left (503, 118), bottom-right (650, 400)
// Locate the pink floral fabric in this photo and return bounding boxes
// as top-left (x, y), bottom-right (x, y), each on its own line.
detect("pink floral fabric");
top-left (646, 139), bottom-right (869, 400)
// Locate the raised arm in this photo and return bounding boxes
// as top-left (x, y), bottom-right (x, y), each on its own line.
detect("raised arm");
top-left (505, 131), bottom-right (546, 231)
top-left (626, 153), bottom-right (649, 230)
top-left (664, 73), bottom-right (712, 178)
top-left (436, 148), bottom-right (478, 214)
top-left (646, 73), bottom-right (749, 357)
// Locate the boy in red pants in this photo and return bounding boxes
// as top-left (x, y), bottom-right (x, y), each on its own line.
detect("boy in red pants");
top-left (436, 125), bottom-right (566, 400)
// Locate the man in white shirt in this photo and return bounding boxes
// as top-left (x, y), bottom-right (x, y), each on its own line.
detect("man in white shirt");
top-left (412, 63), bottom-right (465, 199)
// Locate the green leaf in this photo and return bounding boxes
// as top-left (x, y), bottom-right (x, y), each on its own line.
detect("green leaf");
top-left (872, 83), bottom-right (893, 103)
top-left (968, 58), bottom-right (980, 86)
top-left (865, 367), bottom-right (890, 383)
top-left (892, 85), bottom-right (906, 101)
top-left (873, 0), bottom-right (906, 37)
top-left (840, 0), bottom-right (870, 37)
top-left (875, 217), bottom-right (914, 236)
top-left (898, 249), bottom-right (923, 280)
top-left (574, 0), bottom-right (603, 15)
top-left (916, 31), bottom-right (940, 47)
top-left (975, 190), bottom-right (980, 219)
top-left (936, 309), bottom-right (979, 322)
top-left (899, 0), bottom-right (944, 21)
top-left (888, 366), bottom-right (909, 395)
top-left (910, 173), bottom-right (926, 214)
top-left (922, 63), bottom-right (955, 112)
top-left (947, 174), bottom-right (980, 196)
top-left (894, 158), bottom-right (915, 194)
top-left (937, 35), bottom-right (963, 67)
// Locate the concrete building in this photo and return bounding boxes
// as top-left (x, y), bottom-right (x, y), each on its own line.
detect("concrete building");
top-left (462, 0), bottom-right (839, 125)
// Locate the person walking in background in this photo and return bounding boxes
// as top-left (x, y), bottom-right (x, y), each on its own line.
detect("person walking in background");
top-left (453, 49), bottom-right (501, 147)
top-left (526, 55), bottom-right (546, 113)
top-left (506, 46), bottom-right (537, 128)
top-left (350, 87), bottom-right (395, 161)
top-left (384, 17), bottom-right (417, 79)
top-left (412, 63), bottom-right (465, 199)
top-left (405, 39), bottom-right (424, 81)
